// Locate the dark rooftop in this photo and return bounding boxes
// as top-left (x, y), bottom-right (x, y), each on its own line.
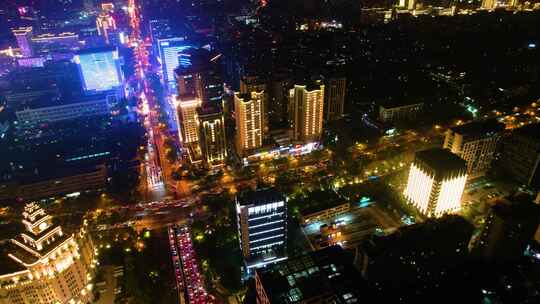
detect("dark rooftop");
top-left (236, 188), bottom-right (285, 207)
top-left (256, 246), bottom-right (364, 304)
top-left (492, 194), bottom-right (540, 221)
top-left (450, 119), bottom-right (504, 138)
top-left (197, 103), bottom-right (222, 117)
top-left (76, 46), bottom-right (116, 55)
top-left (415, 148), bottom-right (467, 173)
top-left (513, 123), bottom-right (540, 141)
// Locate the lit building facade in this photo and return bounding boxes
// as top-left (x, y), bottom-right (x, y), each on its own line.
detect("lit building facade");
top-left (236, 188), bottom-right (287, 271)
top-left (13, 27), bottom-right (34, 58)
top-left (74, 48), bottom-right (122, 93)
top-left (404, 148), bottom-right (467, 218)
top-left (289, 83), bottom-right (325, 143)
top-left (0, 203), bottom-right (96, 304)
top-left (324, 76), bottom-right (346, 121)
top-left (96, 12), bottom-right (117, 45)
top-left (234, 92), bottom-right (265, 156)
top-left (240, 76), bottom-right (268, 137)
top-left (157, 38), bottom-right (191, 90)
top-left (378, 102), bottom-right (423, 123)
top-left (31, 32), bottom-right (80, 55)
top-left (177, 96), bottom-right (202, 144)
top-left (15, 94), bottom-right (112, 128)
top-left (197, 105), bottom-right (227, 168)
top-left (443, 119), bottom-right (504, 177)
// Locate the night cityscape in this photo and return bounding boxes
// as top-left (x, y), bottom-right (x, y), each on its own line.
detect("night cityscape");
top-left (1, 0), bottom-right (540, 303)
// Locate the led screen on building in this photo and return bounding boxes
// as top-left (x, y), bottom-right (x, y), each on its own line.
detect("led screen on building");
top-left (75, 49), bottom-right (121, 92)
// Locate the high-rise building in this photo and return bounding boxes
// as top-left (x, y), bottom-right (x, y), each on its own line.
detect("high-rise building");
top-left (404, 148), bottom-right (467, 218)
top-left (0, 202), bottom-right (96, 304)
top-left (475, 195), bottom-right (540, 262)
top-left (255, 246), bottom-right (363, 304)
top-left (289, 83), bottom-right (325, 143)
top-left (176, 95), bottom-right (202, 144)
top-left (443, 119), bottom-right (504, 177)
top-left (197, 104), bottom-right (227, 168)
top-left (236, 188), bottom-right (287, 271)
top-left (324, 76), bottom-right (346, 121)
top-left (175, 66), bottom-right (201, 97)
top-left (13, 27), bottom-right (34, 58)
top-left (74, 47), bottom-right (123, 93)
top-left (175, 49), bottom-right (223, 104)
top-left (500, 123), bottom-right (540, 188)
top-left (240, 75), bottom-right (268, 135)
top-left (234, 92), bottom-right (265, 156)
top-left (158, 38), bottom-right (191, 90)
top-left (96, 11), bottom-right (117, 45)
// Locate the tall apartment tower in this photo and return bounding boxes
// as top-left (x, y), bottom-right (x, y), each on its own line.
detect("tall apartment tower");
top-left (236, 188), bottom-right (287, 272)
top-left (240, 75), bottom-right (268, 135)
top-left (324, 76), bottom-right (346, 121)
top-left (443, 119), bottom-right (504, 177)
top-left (289, 83), bottom-right (325, 142)
top-left (0, 203), bottom-right (96, 304)
top-left (404, 148), bottom-right (468, 218)
top-left (234, 91), bottom-right (265, 156)
top-left (13, 27), bottom-right (34, 57)
top-left (197, 104), bottom-right (227, 168)
top-left (177, 95), bottom-right (202, 144)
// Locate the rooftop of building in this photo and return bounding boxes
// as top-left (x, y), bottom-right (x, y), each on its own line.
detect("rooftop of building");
top-left (235, 92), bottom-right (262, 102)
top-left (415, 148), bottom-right (467, 173)
top-left (512, 123), bottom-right (540, 142)
top-left (298, 190), bottom-right (345, 216)
top-left (450, 119), bottom-right (504, 138)
top-left (491, 194), bottom-right (540, 221)
top-left (236, 188), bottom-right (285, 207)
top-left (256, 246), bottom-right (363, 304)
top-left (76, 46), bottom-right (116, 55)
top-left (360, 215), bottom-right (473, 257)
top-left (197, 103), bottom-right (222, 117)
top-left (379, 98), bottom-right (424, 109)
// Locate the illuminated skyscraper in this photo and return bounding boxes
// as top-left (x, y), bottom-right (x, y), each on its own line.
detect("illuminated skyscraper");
top-left (158, 38), bottom-right (191, 90)
top-left (236, 188), bottom-right (287, 272)
top-left (240, 75), bottom-right (268, 136)
top-left (177, 96), bottom-right (202, 144)
top-left (0, 203), bottom-right (96, 304)
top-left (234, 91), bottom-right (265, 156)
top-left (443, 119), bottom-right (504, 177)
top-left (74, 48), bottom-right (122, 93)
top-left (289, 83), bottom-right (325, 143)
top-left (482, 0), bottom-right (496, 9)
top-left (13, 27), bottom-right (34, 57)
top-left (404, 148), bottom-right (467, 218)
top-left (96, 11), bottom-right (117, 45)
top-left (198, 104), bottom-right (227, 168)
top-left (324, 76), bottom-right (346, 121)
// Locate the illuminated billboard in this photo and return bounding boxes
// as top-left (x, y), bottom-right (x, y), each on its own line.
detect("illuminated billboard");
top-left (75, 49), bottom-right (122, 92)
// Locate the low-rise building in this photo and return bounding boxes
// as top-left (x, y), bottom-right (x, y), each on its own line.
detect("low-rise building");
top-left (378, 101), bottom-right (423, 122)
top-left (300, 202), bottom-right (350, 225)
top-left (255, 246), bottom-right (363, 304)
